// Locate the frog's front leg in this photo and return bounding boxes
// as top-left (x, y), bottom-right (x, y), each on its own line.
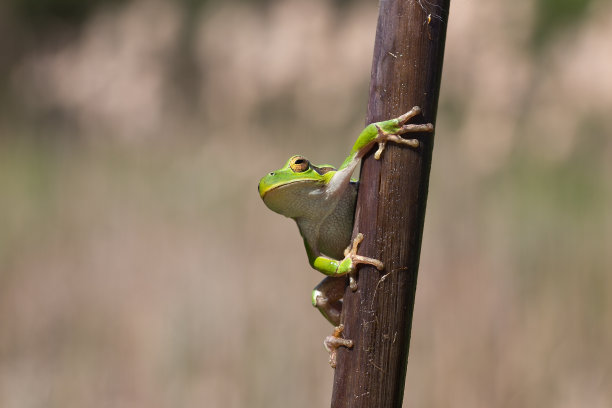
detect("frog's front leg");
top-left (328, 107), bottom-right (434, 198)
top-left (373, 106), bottom-right (434, 159)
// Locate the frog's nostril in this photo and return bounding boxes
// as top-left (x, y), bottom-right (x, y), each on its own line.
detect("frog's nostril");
top-left (269, 172), bottom-right (274, 176)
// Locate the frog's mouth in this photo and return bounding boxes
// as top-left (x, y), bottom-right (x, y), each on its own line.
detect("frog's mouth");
top-left (258, 179), bottom-right (297, 197)
top-left (258, 177), bottom-right (321, 199)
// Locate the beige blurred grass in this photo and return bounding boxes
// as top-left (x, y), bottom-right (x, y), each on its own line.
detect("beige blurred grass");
top-left (1, 0), bottom-right (612, 407)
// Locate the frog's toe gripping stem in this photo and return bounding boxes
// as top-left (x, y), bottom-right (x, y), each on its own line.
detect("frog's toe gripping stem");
top-left (344, 233), bottom-right (383, 291)
top-left (374, 106), bottom-right (434, 159)
top-left (324, 324), bottom-right (353, 369)
top-left (397, 105), bottom-right (422, 123)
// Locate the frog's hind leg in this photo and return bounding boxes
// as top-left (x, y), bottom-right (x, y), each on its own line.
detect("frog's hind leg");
top-left (312, 277), bottom-right (354, 368)
top-left (312, 276), bottom-right (346, 326)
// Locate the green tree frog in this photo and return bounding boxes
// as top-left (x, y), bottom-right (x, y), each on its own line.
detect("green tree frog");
top-left (258, 107), bottom-right (433, 367)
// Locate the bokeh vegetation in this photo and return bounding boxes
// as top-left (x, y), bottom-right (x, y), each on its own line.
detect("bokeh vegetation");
top-left (1, 0), bottom-right (610, 407)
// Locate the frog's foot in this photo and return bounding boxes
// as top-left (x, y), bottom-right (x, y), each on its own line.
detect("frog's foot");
top-left (344, 233), bottom-right (384, 291)
top-left (374, 106), bottom-right (434, 159)
top-left (324, 324), bottom-right (353, 369)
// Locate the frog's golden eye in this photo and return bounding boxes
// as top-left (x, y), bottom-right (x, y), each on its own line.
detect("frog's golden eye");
top-left (290, 156), bottom-right (309, 173)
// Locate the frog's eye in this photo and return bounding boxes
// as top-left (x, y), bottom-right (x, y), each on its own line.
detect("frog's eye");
top-left (290, 156), bottom-right (309, 173)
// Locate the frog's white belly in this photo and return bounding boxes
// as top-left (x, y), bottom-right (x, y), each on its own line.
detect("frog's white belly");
top-left (317, 183), bottom-right (357, 259)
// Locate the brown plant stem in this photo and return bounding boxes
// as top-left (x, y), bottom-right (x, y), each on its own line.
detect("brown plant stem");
top-left (330, 0), bottom-right (450, 406)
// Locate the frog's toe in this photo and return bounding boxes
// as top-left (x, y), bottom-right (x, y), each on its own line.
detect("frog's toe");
top-left (346, 233), bottom-right (384, 270)
top-left (397, 106), bottom-right (422, 124)
top-left (343, 233), bottom-right (384, 290)
top-left (324, 324), bottom-right (353, 368)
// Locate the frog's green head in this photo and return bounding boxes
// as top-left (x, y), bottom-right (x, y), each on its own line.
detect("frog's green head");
top-left (258, 155), bottom-right (335, 217)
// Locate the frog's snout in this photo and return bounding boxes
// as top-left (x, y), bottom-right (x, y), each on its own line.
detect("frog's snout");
top-left (258, 172), bottom-right (274, 194)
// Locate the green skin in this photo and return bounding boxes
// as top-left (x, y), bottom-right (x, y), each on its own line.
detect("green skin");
top-left (258, 107), bottom-right (433, 329)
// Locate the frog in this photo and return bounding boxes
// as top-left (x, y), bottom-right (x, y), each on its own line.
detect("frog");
top-left (257, 106), bottom-right (434, 367)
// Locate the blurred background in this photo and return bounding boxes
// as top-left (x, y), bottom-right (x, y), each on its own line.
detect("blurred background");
top-left (1, 0), bottom-right (611, 406)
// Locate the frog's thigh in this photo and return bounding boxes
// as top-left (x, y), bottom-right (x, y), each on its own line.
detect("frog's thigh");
top-left (312, 276), bottom-right (346, 326)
